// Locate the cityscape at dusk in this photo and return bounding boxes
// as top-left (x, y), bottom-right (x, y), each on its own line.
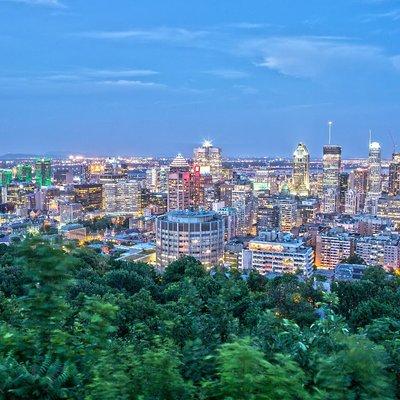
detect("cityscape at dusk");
top-left (2, 0), bottom-right (400, 156)
top-left (1, 1), bottom-right (400, 399)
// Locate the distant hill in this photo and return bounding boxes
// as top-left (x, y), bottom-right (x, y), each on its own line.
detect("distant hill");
top-left (0, 151), bottom-right (72, 160)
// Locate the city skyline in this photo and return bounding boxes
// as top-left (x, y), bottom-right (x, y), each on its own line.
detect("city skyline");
top-left (1, 0), bottom-right (400, 157)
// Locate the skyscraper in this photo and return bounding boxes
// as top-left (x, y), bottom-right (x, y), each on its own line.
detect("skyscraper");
top-left (388, 153), bottom-right (400, 196)
top-left (103, 180), bottom-right (141, 215)
top-left (35, 158), bottom-right (52, 188)
top-left (193, 140), bottom-right (222, 182)
top-left (291, 142), bottom-right (310, 196)
top-left (167, 154), bottom-right (191, 211)
top-left (322, 145), bottom-right (342, 213)
top-left (367, 141), bottom-right (382, 195)
top-left (365, 141), bottom-right (382, 214)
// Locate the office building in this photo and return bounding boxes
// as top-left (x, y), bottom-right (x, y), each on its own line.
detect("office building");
top-left (193, 140), bottom-right (222, 182)
top-left (16, 164), bottom-right (33, 183)
top-left (291, 142), bottom-right (310, 196)
top-left (167, 154), bottom-right (191, 211)
top-left (322, 145), bottom-right (342, 213)
top-left (73, 183), bottom-right (103, 211)
top-left (388, 153), bottom-right (400, 196)
top-left (35, 158), bottom-right (52, 188)
top-left (156, 210), bottom-right (225, 267)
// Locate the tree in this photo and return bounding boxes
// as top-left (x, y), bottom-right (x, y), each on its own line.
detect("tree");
top-left (204, 338), bottom-right (310, 400)
top-left (315, 335), bottom-right (396, 399)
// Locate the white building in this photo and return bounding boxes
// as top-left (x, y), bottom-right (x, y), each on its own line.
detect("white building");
top-left (103, 180), bottom-right (141, 215)
top-left (156, 210), bottom-right (225, 268)
top-left (239, 230), bottom-right (314, 277)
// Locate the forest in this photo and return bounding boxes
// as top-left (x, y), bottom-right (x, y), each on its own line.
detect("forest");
top-left (0, 237), bottom-right (399, 399)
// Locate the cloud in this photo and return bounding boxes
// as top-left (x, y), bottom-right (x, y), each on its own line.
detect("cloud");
top-left (1, 0), bottom-right (65, 7)
top-left (238, 36), bottom-right (392, 78)
top-left (77, 27), bottom-right (208, 43)
top-left (226, 22), bottom-right (271, 29)
top-left (205, 69), bottom-right (249, 79)
top-left (98, 80), bottom-right (166, 88)
top-left (0, 68), bottom-right (164, 91)
top-left (392, 55), bottom-right (400, 70)
top-left (363, 9), bottom-right (400, 21)
top-left (30, 68), bottom-right (159, 82)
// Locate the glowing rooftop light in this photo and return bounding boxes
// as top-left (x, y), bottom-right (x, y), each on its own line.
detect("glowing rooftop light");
top-left (202, 139), bottom-right (213, 148)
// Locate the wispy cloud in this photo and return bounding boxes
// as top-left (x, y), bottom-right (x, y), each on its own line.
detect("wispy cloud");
top-left (1, 0), bottom-right (65, 7)
top-left (238, 36), bottom-right (393, 78)
top-left (226, 22), bottom-right (271, 29)
top-left (45, 69), bottom-right (158, 80)
top-left (98, 80), bottom-right (166, 89)
top-left (205, 69), bottom-right (249, 79)
top-left (77, 27), bottom-right (208, 43)
top-left (0, 68), bottom-right (164, 91)
top-left (362, 8), bottom-right (400, 21)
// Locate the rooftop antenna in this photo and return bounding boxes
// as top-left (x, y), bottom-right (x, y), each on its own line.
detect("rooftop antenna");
top-left (369, 129), bottom-right (372, 146)
top-left (328, 121), bottom-right (333, 145)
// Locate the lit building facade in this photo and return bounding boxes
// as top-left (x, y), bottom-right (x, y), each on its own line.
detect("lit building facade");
top-left (35, 158), bottom-right (52, 188)
top-left (193, 140), bottom-right (222, 182)
top-left (73, 183), bottom-right (103, 211)
top-left (103, 180), bottom-right (141, 215)
top-left (322, 145), bottom-right (342, 213)
top-left (291, 142), bottom-right (310, 196)
top-left (388, 153), bottom-right (400, 196)
top-left (167, 154), bottom-right (191, 211)
top-left (355, 233), bottom-right (400, 271)
top-left (377, 195), bottom-right (400, 230)
top-left (240, 230), bottom-right (314, 277)
top-left (156, 210), bottom-right (225, 267)
top-left (315, 230), bottom-right (354, 269)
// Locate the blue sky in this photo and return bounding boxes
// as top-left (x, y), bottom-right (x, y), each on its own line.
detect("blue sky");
top-left (1, 0), bottom-right (400, 158)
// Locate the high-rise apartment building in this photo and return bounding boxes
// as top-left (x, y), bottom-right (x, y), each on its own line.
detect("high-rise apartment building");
top-left (315, 229), bottom-right (354, 269)
top-left (103, 180), bottom-right (141, 215)
top-left (355, 233), bottom-right (400, 271)
top-left (240, 230), bottom-right (314, 277)
top-left (291, 142), bottom-right (310, 196)
top-left (277, 197), bottom-right (298, 232)
top-left (193, 140), bottom-right (222, 182)
top-left (232, 181), bottom-right (254, 235)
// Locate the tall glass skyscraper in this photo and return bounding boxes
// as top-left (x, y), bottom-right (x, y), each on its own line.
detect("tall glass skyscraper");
top-left (35, 158), bottom-right (52, 187)
top-left (322, 145), bottom-right (342, 213)
top-left (291, 142), bottom-right (310, 196)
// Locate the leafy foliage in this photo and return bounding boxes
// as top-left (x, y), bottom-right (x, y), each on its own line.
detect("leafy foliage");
top-left (0, 238), bottom-right (398, 399)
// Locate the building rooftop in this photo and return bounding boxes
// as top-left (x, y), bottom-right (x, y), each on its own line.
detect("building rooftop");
top-left (159, 210), bottom-right (223, 223)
